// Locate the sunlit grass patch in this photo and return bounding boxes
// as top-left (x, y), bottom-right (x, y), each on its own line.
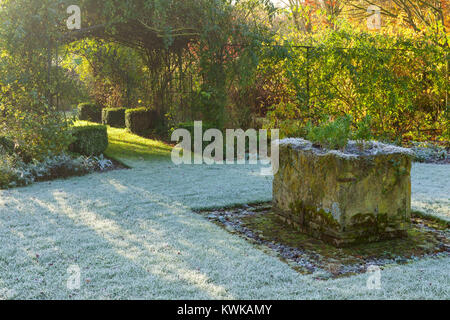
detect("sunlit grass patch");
top-left (105, 127), bottom-right (172, 160)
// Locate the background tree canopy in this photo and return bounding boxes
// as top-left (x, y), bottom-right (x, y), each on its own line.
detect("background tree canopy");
top-left (0, 0), bottom-right (448, 160)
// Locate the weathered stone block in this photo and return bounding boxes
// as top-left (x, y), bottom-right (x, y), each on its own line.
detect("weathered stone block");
top-left (273, 139), bottom-right (413, 247)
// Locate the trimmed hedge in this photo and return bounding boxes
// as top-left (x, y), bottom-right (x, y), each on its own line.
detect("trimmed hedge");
top-left (78, 103), bottom-right (102, 123)
top-left (102, 108), bottom-right (126, 128)
top-left (171, 122), bottom-right (263, 159)
top-left (125, 108), bottom-right (158, 135)
top-left (69, 125), bottom-right (108, 156)
top-left (173, 122), bottom-right (216, 152)
top-left (0, 136), bottom-right (15, 154)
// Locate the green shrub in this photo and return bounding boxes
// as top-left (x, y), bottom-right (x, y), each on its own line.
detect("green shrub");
top-left (102, 108), bottom-right (126, 128)
top-left (0, 168), bottom-right (15, 189)
top-left (174, 122), bottom-right (216, 137)
top-left (78, 103), bottom-right (102, 123)
top-left (0, 153), bottom-right (26, 189)
top-left (0, 136), bottom-right (15, 155)
top-left (353, 116), bottom-right (373, 148)
top-left (125, 108), bottom-right (158, 135)
top-left (306, 116), bottom-right (352, 150)
top-left (69, 125), bottom-right (108, 156)
top-left (265, 102), bottom-right (308, 138)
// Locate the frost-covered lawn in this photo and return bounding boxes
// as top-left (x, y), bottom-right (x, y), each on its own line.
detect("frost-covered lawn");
top-left (0, 127), bottom-right (448, 299)
top-left (411, 163), bottom-right (450, 222)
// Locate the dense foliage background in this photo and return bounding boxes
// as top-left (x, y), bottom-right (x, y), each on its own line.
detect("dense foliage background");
top-left (0, 0), bottom-right (448, 160)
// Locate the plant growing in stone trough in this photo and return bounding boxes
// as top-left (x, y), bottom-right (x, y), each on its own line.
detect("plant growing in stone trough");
top-left (306, 115), bottom-right (352, 150)
top-left (306, 115), bottom-right (374, 151)
top-left (352, 116), bottom-right (373, 150)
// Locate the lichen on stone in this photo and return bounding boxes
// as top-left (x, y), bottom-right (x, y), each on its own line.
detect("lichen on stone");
top-left (277, 138), bottom-right (414, 159)
top-left (274, 139), bottom-right (413, 246)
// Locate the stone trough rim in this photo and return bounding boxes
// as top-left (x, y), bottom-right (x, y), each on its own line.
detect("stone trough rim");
top-left (276, 138), bottom-right (414, 159)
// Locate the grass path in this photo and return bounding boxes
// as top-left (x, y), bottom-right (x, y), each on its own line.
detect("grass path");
top-left (0, 126), bottom-right (448, 299)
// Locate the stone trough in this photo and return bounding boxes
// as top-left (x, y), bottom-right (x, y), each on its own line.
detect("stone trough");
top-left (273, 139), bottom-right (414, 247)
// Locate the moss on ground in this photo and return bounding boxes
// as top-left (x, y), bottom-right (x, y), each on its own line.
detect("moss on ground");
top-left (240, 209), bottom-right (449, 274)
top-left (412, 211), bottom-right (450, 229)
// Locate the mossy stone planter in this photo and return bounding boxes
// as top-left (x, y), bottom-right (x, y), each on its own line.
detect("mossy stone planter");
top-left (273, 139), bottom-right (413, 247)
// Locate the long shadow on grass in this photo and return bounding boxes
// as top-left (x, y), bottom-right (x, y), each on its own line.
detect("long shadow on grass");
top-left (55, 167), bottom-right (306, 299)
top-left (0, 179), bottom-right (231, 299)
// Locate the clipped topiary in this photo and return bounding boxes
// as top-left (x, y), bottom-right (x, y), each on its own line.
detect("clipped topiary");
top-left (69, 125), bottom-right (108, 156)
top-left (125, 108), bottom-right (158, 135)
top-left (102, 108), bottom-right (126, 128)
top-left (78, 103), bottom-right (102, 123)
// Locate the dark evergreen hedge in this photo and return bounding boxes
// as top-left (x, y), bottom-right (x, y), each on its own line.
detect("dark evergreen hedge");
top-left (125, 108), bottom-right (158, 135)
top-left (171, 122), bottom-right (263, 160)
top-left (102, 108), bottom-right (126, 128)
top-left (69, 125), bottom-right (108, 156)
top-left (78, 103), bottom-right (102, 123)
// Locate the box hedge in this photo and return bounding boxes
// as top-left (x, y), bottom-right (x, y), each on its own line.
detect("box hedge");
top-left (125, 108), bottom-right (158, 135)
top-left (102, 108), bottom-right (126, 128)
top-left (171, 122), bottom-right (222, 158)
top-left (78, 103), bottom-right (102, 123)
top-left (172, 122), bottom-right (216, 151)
top-left (171, 122), bottom-right (263, 160)
top-left (69, 125), bottom-right (108, 156)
